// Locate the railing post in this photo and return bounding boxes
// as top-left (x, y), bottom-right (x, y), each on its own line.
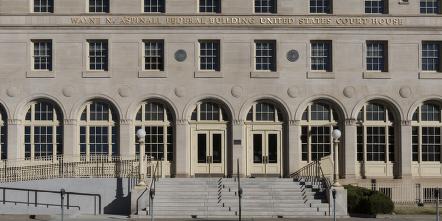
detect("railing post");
top-left (60, 189), bottom-right (65, 221)
top-left (34, 191), bottom-right (37, 207)
top-left (2, 188), bottom-right (5, 204)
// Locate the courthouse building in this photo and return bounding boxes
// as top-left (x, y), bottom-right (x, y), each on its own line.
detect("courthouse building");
top-left (0, 0), bottom-right (441, 187)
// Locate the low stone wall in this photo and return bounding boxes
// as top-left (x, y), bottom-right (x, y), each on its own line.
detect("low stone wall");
top-left (0, 178), bottom-right (138, 215)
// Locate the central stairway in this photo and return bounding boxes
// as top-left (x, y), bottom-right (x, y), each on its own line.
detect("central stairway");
top-left (144, 177), bottom-right (329, 219)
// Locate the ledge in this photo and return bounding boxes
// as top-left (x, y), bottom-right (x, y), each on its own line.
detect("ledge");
top-left (82, 71), bottom-right (112, 78)
top-left (194, 71), bottom-right (223, 78)
top-left (363, 71), bottom-right (391, 79)
top-left (250, 71), bottom-right (279, 78)
top-left (139, 70), bottom-right (168, 78)
top-left (419, 72), bottom-right (442, 79)
top-left (26, 71), bottom-right (55, 78)
top-left (307, 71), bottom-right (335, 79)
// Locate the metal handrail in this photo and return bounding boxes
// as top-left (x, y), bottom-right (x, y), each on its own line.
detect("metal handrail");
top-left (148, 160), bottom-right (160, 220)
top-left (0, 186), bottom-right (101, 214)
top-left (135, 156), bottom-right (159, 215)
top-left (236, 159), bottom-right (242, 221)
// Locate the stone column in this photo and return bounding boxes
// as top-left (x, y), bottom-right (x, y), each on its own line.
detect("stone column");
top-left (63, 119), bottom-right (78, 162)
top-left (288, 120), bottom-right (301, 174)
top-left (119, 119), bottom-right (134, 160)
top-left (344, 119), bottom-right (357, 179)
top-left (175, 119), bottom-right (190, 177)
top-left (7, 119), bottom-right (22, 160)
top-left (400, 120), bottom-right (412, 178)
top-left (232, 120), bottom-right (245, 177)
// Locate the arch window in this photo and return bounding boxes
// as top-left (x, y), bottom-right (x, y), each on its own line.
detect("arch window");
top-left (191, 102), bottom-right (228, 122)
top-left (356, 102), bottom-right (395, 162)
top-left (300, 102), bottom-right (340, 162)
top-left (24, 101), bottom-right (62, 160)
top-left (0, 107), bottom-right (6, 160)
top-left (79, 101), bottom-right (118, 160)
top-left (246, 102), bottom-right (283, 122)
top-left (412, 102), bottom-right (442, 162)
top-left (135, 102), bottom-right (173, 161)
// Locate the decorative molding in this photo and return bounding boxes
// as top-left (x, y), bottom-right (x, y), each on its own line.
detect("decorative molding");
top-left (233, 120), bottom-right (244, 126)
top-left (401, 120), bottom-right (412, 126)
top-left (176, 119), bottom-right (188, 126)
top-left (63, 119), bottom-right (77, 125)
top-left (399, 86), bottom-right (412, 98)
top-left (343, 86), bottom-right (356, 98)
top-left (120, 119), bottom-right (133, 125)
top-left (231, 86), bottom-right (243, 98)
top-left (345, 118), bottom-right (357, 126)
top-left (7, 119), bottom-right (22, 125)
top-left (289, 120), bottom-right (300, 126)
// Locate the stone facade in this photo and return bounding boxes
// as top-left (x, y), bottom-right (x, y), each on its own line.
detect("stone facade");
top-left (0, 0), bottom-right (440, 187)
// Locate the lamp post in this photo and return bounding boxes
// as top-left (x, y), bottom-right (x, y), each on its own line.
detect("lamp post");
top-left (331, 129), bottom-right (341, 187)
top-left (136, 128), bottom-right (147, 186)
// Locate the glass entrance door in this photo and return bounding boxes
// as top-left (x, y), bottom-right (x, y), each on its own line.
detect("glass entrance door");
top-left (249, 131), bottom-right (281, 176)
top-left (193, 131), bottom-right (225, 175)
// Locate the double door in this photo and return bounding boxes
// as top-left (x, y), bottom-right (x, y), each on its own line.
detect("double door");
top-left (248, 130), bottom-right (281, 176)
top-left (192, 130), bottom-right (225, 176)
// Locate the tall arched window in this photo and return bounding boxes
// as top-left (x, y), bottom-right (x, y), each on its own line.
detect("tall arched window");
top-left (24, 100), bottom-right (62, 160)
top-left (191, 102), bottom-right (228, 122)
top-left (79, 101), bottom-right (118, 160)
top-left (412, 102), bottom-right (442, 162)
top-left (300, 102), bottom-right (340, 162)
top-left (0, 107), bottom-right (7, 160)
top-left (135, 101), bottom-right (173, 161)
top-left (356, 102), bottom-right (395, 162)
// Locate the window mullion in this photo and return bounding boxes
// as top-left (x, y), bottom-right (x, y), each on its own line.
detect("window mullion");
top-left (30, 126), bottom-right (35, 160)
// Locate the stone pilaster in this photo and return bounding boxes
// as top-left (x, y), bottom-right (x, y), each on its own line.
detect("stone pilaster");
top-left (7, 119), bottom-right (22, 160)
top-left (119, 119), bottom-right (134, 160)
top-left (288, 120), bottom-right (301, 174)
top-left (175, 119), bottom-right (190, 177)
top-left (232, 120), bottom-right (245, 177)
top-left (344, 119), bottom-right (357, 179)
top-left (400, 120), bottom-right (412, 179)
top-left (63, 119), bottom-right (78, 162)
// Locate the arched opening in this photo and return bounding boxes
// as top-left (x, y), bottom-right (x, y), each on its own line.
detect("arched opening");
top-left (78, 100), bottom-right (119, 161)
top-left (134, 100), bottom-right (175, 177)
top-left (411, 100), bottom-right (442, 176)
top-left (189, 100), bottom-right (231, 176)
top-left (244, 100), bottom-right (287, 177)
top-left (23, 99), bottom-right (63, 161)
top-left (356, 100), bottom-right (400, 178)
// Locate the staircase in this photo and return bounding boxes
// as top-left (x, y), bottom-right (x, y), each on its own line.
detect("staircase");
top-left (140, 177), bottom-right (329, 219)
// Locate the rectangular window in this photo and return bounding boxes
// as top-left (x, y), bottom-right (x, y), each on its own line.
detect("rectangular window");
top-left (255, 40), bottom-right (276, 72)
top-left (422, 127), bottom-right (441, 161)
top-left (88, 40), bottom-right (108, 71)
top-left (422, 41), bottom-right (441, 72)
top-left (199, 0), bottom-right (221, 13)
top-left (357, 126), bottom-right (364, 161)
top-left (34, 0), bottom-right (54, 13)
top-left (255, 0), bottom-right (276, 13)
top-left (145, 126), bottom-right (165, 160)
top-left (311, 41), bottom-right (332, 72)
top-left (366, 126), bottom-right (386, 161)
top-left (89, 0), bottom-right (109, 13)
top-left (366, 41), bottom-right (388, 72)
top-left (144, 40), bottom-right (164, 71)
top-left (388, 126), bottom-right (394, 162)
top-left (144, 0), bottom-right (165, 13)
top-left (421, 0), bottom-right (440, 14)
top-left (311, 126), bottom-right (331, 161)
top-left (89, 126), bottom-right (109, 156)
top-left (365, 0), bottom-right (387, 14)
top-left (310, 0), bottom-right (331, 14)
top-left (33, 40), bottom-right (52, 71)
top-left (199, 40), bottom-right (220, 71)
top-left (412, 126), bottom-right (419, 161)
top-left (301, 126), bottom-right (308, 161)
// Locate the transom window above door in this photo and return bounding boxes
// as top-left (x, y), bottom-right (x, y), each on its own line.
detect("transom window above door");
top-left (246, 102), bottom-right (283, 122)
top-left (191, 101), bottom-right (228, 122)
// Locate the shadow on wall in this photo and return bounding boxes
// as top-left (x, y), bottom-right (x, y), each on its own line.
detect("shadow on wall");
top-left (104, 178), bottom-right (133, 215)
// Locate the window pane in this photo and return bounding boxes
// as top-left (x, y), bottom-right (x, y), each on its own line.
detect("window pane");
top-left (89, 40), bottom-right (108, 71)
top-left (199, 0), bottom-right (221, 13)
top-left (365, 0), bottom-right (386, 14)
top-left (367, 41), bottom-right (386, 72)
top-left (311, 41), bottom-right (331, 71)
top-left (366, 127), bottom-right (386, 161)
top-left (421, 0), bottom-right (440, 14)
top-left (89, 0), bottom-right (109, 13)
top-left (422, 42), bottom-right (440, 71)
top-left (422, 127), bottom-right (441, 161)
top-left (33, 40), bottom-right (52, 71)
top-left (255, 0), bottom-right (276, 13)
top-left (144, 0), bottom-right (165, 13)
top-left (34, 0), bottom-right (54, 13)
top-left (199, 40), bottom-right (220, 71)
top-left (144, 40), bottom-right (164, 71)
top-left (310, 0), bottom-right (331, 13)
top-left (311, 126), bottom-right (331, 161)
top-left (255, 41), bottom-right (276, 71)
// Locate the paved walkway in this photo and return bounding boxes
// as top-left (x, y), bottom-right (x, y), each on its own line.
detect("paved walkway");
top-left (0, 215), bottom-right (440, 221)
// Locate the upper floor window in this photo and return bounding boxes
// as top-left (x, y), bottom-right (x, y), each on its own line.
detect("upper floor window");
top-left (420, 0), bottom-right (441, 14)
top-left (88, 40), bottom-right (108, 71)
top-left (199, 40), bottom-right (220, 71)
top-left (422, 41), bottom-right (442, 72)
top-left (255, 40), bottom-right (276, 72)
top-left (32, 40), bottom-right (52, 71)
top-left (144, 0), bottom-right (165, 13)
top-left (366, 41), bottom-right (388, 72)
top-left (144, 40), bottom-right (164, 71)
top-left (255, 0), bottom-right (276, 13)
top-left (34, 0), bottom-right (54, 13)
top-left (199, 0), bottom-right (221, 13)
top-left (310, 0), bottom-right (331, 14)
top-left (365, 0), bottom-right (387, 14)
top-left (191, 102), bottom-right (228, 122)
top-left (89, 0), bottom-right (109, 13)
top-left (310, 41), bottom-right (332, 72)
